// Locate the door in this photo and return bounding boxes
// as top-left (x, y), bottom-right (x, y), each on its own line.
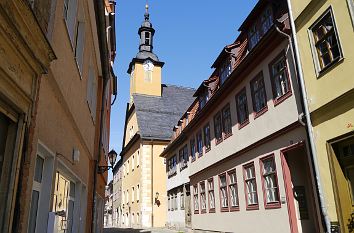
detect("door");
top-left (331, 137), bottom-right (354, 233)
top-left (281, 145), bottom-right (319, 233)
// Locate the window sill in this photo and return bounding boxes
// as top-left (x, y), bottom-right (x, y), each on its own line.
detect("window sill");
top-left (194, 210), bottom-right (199, 214)
top-left (223, 132), bottom-right (233, 140)
top-left (265, 202), bottom-right (281, 209)
top-left (180, 165), bottom-right (188, 172)
top-left (230, 206), bottom-right (240, 212)
top-left (317, 57), bottom-right (343, 78)
top-left (191, 157), bottom-right (196, 163)
top-left (253, 106), bottom-right (268, 119)
top-left (238, 120), bottom-right (250, 130)
top-left (273, 91), bottom-right (292, 107)
top-left (201, 209), bottom-right (207, 214)
top-left (246, 204), bottom-right (259, 211)
top-left (220, 207), bottom-right (229, 212)
top-left (209, 208), bottom-right (216, 213)
top-left (197, 152), bottom-right (203, 158)
top-left (205, 147), bottom-right (211, 153)
top-left (215, 138), bottom-right (223, 146)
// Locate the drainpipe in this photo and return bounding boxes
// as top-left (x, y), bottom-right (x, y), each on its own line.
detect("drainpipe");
top-left (150, 140), bottom-right (154, 227)
top-left (91, 0), bottom-right (111, 232)
top-left (285, 1), bottom-right (331, 232)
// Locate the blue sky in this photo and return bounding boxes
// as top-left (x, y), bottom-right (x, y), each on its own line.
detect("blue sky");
top-left (109, 0), bottom-right (258, 179)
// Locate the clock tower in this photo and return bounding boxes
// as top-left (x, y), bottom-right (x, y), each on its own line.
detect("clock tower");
top-left (127, 3), bottom-right (164, 98)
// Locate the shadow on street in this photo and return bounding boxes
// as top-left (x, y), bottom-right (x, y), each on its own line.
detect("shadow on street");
top-left (104, 228), bottom-right (152, 233)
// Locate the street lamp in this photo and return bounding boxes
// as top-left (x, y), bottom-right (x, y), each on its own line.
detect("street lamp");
top-left (98, 149), bottom-right (117, 174)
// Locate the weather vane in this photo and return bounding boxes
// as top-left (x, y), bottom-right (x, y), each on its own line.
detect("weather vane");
top-left (144, 0), bottom-right (150, 20)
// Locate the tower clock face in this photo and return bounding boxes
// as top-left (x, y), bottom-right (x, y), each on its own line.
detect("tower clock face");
top-left (143, 60), bottom-right (154, 71)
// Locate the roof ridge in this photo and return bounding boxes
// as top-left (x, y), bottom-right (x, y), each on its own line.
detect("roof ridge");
top-left (163, 83), bottom-right (196, 90)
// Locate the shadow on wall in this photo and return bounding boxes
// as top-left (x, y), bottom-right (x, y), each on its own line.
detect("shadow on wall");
top-left (103, 228), bottom-right (152, 233)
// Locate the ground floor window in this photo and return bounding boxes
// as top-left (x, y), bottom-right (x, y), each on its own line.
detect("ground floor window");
top-left (228, 170), bottom-right (239, 210)
top-left (200, 181), bottom-right (206, 213)
top-left (207, 178), bottom-right (215, 212)
top-left (244, 162), bottom-right (259, 209)
top-left (219, 174), bottom-right (229, 211)
top-left (193, 185), bottom-right (199, 213)
top-left (261, 155), bottom-right (280, 208)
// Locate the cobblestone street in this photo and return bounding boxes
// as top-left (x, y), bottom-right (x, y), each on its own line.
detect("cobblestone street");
top-left (103, 228), bottom-right (182, 233)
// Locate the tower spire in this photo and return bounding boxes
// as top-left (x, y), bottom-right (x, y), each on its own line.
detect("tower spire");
top-left (145, 0), bottom-right (149, 20)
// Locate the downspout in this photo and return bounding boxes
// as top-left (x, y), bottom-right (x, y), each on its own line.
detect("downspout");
top-left (150, 140), bottom-right (154, 227)
top-left (92, 0), bottom-right (111, 232)
top-left (284, 1), bottom-right (331, 232)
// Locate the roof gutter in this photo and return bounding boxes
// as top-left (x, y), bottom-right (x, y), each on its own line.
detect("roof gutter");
top-left (285, 1), bottom-right (330, 232)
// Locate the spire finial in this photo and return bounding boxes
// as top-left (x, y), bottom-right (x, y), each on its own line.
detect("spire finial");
top-left (144, 0), bottom-right (149, 20)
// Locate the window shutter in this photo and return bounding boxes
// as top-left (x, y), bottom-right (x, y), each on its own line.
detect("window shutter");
top-left (75, 21), bottom-right (85, 74)
top-left (66, 0), bottom-right (78, 46)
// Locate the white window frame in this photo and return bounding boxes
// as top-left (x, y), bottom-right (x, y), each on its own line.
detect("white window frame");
top-left (347, 0), bottom-right (354, 27)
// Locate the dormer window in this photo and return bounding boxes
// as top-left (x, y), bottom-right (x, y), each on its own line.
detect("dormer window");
top-left (249, 24), bottom-right (260, 50)
top-left (199, 90), bottom-right (209, 110)
top-left (248, 6), bottom-right (273, 50)
top-left (260, 7), bottom-right (273, 35)
top-left (145, 32), bottom-right (151, 45)
top-left (220, 58), bottom-right (232, 84)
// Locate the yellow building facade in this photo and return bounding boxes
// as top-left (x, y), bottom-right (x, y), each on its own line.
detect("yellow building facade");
top-left (119, 5), bottom-right (195, 228)
top-left (289, 0), bottom-right (354, 232)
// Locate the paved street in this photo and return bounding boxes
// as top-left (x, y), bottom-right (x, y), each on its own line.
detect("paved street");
top-left (103, 227), bottom-right (182, 233)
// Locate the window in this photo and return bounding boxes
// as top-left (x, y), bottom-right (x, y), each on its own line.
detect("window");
top-left (196, 131), bottom-right (203, 157)
top-left (248, 6), bottom-right (273, 50)
top-left (200, 181), bottom-right (207, 213)
top-left (145, 32), bottom-right (151, 45)
top-left (64, 0), bottom-right (78, 46)
top-left (168, 155), bottom-right (177, 177)
top-left (248, 24), bottom-right (260, 50)
top-left (127, 160), bottom-right (129, 175)
top-left (219, 174), bottom-right (229, 211)
top-left (310, 8), bottom-right (342, 72)
top-left (228, 170), bottom-right (239, 210)
top-left (137, 150), bottom-right (140, 167)
top-left (87, 64), bottom-right (97, 120)
top-left (193, 185), bottom-right (199, 213)
top-left (203, 123), bottom-right (211, 152)
top-left (132, 155), bottom-right (135, 171)
top-left (261, 155), bottom-right (280, 208)
top-left (75, 20), bottom-right (85, 75)
top-left (348, 0), bottom-right (354, 26)
top-left (220, 58), bottom-right (232, 84)
top-left (214, 112), bottom-right (223, 143)
top-left (199, 89), bottom-right (209, 110)
top-left (132, 187), bottom-right (135, 203)
top-left (174, 193), bottom-right (178, 210)
top-left (168, 195), bottom-right (171, 211)
top-left (260, 7), bottom-right (273, 35)
top-left (222, 104), bottom-right (232, 137)
top-left (137, 184), bottom-right (140, 202)
top-left (236, 88), bottom-right (249, 127)
top-left (207, 178), bottom-right (215, 212)
top-left (251, 73), bottom-right (267, 116)
top-left (28, 155), bottom-right (44, 233)
top-left (190, 139), bottom-right (196, 161)
top-left (179, 145), bottom-right (188, 170)
top-left (180, 192), bottom-right (185, 210)
top-left (269, 54), bottom-right (291, 101)
top-left (244, 163), bottom-right (259, 210)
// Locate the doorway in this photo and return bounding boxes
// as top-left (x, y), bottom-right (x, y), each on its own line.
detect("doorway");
top-left (330, 135), bottom-right (354, 233)
top-left (281, 144), bottom-right (320, 233)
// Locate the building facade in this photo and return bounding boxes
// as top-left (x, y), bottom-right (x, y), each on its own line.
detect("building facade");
top-left (5, 1), bottom-right (117, 233)
top-left (112, 158), bottom-right (123, 227)
top-left (118, 5), bottom-right (195, 228)
top-left (104, 181), bottom-right (113, 228)
top-left (161, 1), bottom-right (324, 232)
top-left (289, 0), bottom-right (354, 232)
top-left (0, 1), bottom-right (55, 232)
